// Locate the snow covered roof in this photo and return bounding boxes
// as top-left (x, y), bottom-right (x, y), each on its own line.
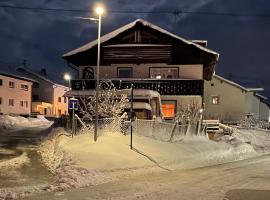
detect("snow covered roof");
top-left (255, 93), bottom-right (267, 100)
top-left (125, 102), bottom-right (152, 111)
top-left (0, 71), bottom-right (37, 83)
top-left (63, 19), bottom-right (219, 59)
top-left (64, 88), bottom-right (160, 99)
top-left (17, 67), bottom-right (68, 88)
top-left (214, 74), bottom-right (264, 92)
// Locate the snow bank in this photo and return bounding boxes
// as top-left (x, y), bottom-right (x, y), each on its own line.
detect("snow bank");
top-left (0, 115), bottom-right (53, 130)
top-left (218, 128), bottom-right (270, 152)
top-left (0, 152), bottom-right (30, 170)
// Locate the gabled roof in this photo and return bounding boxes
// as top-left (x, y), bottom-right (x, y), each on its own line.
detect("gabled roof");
top-left (0, 71), bottom-right (37, 83)
top-left (63, 19), bottom-right (219, 59)
top-left (214, 74), bottom-right (264, 92)
top-left (17, 67), bottom-right (68, 88)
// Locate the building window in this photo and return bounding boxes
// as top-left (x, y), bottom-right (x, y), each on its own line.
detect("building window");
top-left (149, 67), bottom-right (179, 79)
top-left (0, 79), bottom-right (2, 86)
top-left (24, 101), bottom-right (28, 108)
top-left (58, 109), bottom-right (61, 116)
top-left (64, 97), bottom-right (67, 103)
top-left (117, 67), bottom-right (132, 78)
top-left (161, 100), bottom-right (176, 119)
top-left (21, 84), bottom-right (29, 91)
top-left (8, 99), bottom-right (14, 106)
top-left (212, 96), bottom-right (219, 105)
top-left (9, 81), bottom-right (15, 88)
top-left (20, 101), bottom-right (24, 107)
top-left (0, 97), bottom-right (2, 105)
top-left (58, 97), bottom-right (61, 103)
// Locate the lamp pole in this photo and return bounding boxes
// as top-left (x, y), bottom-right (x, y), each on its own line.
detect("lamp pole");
top-left (94, 6), bottom-right (104, 142)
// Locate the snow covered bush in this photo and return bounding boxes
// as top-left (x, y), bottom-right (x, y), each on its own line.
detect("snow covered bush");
top-left (239, 114), bottom-right (270, 130)
top-left (79, 80), bottom-right (129, 121)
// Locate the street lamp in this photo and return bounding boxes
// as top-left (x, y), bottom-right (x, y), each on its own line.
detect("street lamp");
top-left (94, 4), bottom-right (105, 142)
top-left (64, 73), bottom-right (71, 90)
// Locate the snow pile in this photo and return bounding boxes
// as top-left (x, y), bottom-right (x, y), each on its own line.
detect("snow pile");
top-left (0, 115), bottom-right (53, 130)
top-left (0, 152), bottom-right (30, 170)
top-left (220, 128), bottom-right (270, 151)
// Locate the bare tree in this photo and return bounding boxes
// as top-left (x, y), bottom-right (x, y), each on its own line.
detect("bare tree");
top-left (169, 101), bottom-right (201, 141)
top-left (79, 80), bottom-right (129, 121)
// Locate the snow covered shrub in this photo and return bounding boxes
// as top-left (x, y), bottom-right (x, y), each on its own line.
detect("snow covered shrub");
top-left (78, 80), bottom-right (129, 121)
top-left (239, 114), bottom-right (270, 130)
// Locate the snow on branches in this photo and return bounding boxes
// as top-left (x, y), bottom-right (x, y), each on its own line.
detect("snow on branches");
top-left (173, 101), bottom-right (202, 125)
top-left (79, 80), bottom-right (129, 121)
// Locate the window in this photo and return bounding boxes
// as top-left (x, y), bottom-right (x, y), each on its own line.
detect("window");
top-left (58, 97), bottom-right (61, 103)
top-left (58, 109), bottom-right (61, 116)
top-left (149, 67), bottom-right (179, 79)
top-left (212, 96), bottom-right (219, 105)
top-left (20, 101), bottom-right (24, 107)
top-left (0, 79), bottom-right (2, 86)
top-left (21, 84), bottom-right (29, 91)
top-left (64, 97), bottom-right (67, 103)
top-left (161, 100), bottom-right (176, 119)
top-left (8, 99), bottom-right (14, 106)
top-left (117, 67), bottom-right (132, 78)
top-left (24, 101), bottom-right (28, 108)
top-left (0, 97), bottom-right (2, 105)
top-left (9, 81), bottom-right (15, 88)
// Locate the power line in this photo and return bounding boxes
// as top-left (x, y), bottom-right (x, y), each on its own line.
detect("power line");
top-left (1, 4), bottom-right (270, 19)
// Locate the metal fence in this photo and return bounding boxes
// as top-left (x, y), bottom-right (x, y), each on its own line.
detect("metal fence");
top-left (133, 119), bottom-right (207, 142)
top-left (59, 116), bottom-right (207, 142)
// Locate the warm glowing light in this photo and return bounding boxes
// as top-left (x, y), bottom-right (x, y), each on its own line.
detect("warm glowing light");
top-left (95, 6), bottom-right (104, 15)
top-left (64, 73), bottom-right (71, 81)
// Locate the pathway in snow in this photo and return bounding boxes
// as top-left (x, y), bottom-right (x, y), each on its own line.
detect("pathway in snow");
top-left (0, 127), bottom-right (54, 193)
top-left (25, 154), bottom-right (270, 200)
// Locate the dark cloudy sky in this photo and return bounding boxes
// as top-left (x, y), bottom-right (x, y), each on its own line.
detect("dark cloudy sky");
top-left (0, 0), bottom-right (270, 96)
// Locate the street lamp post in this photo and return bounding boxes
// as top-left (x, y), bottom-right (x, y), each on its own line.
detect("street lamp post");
top-left (64, 73), bottom-right (71, 90)
top-left (94, 5), bottom-right (104, 142)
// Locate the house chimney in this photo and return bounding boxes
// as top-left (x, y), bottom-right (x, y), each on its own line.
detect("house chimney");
top-left (40, 68), bottom-right (47, 76)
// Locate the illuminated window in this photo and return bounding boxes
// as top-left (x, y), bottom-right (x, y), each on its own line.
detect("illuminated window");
top-left (150, 67), bottom-right (178, 79)
top-left (212, 96), bottom-right (219, 105)
top-left (161, 100), bottom-right (176, 119)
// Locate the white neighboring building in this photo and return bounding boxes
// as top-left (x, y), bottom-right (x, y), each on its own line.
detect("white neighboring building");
top-left (17, 67), bottom-right (69, 117)
top-left (204, 74), bottom-right (269, 123)
top-left (0, 72), bottom-right (34, 115)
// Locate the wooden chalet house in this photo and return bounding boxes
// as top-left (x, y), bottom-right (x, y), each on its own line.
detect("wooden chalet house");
top-left (63, 19), bottom-right (219, 120)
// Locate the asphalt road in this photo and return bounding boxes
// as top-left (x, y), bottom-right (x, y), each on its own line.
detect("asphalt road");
top-left (25, 154), bottom-right (270, 200)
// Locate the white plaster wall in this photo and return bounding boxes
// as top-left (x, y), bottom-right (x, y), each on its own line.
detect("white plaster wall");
top-left (0, 75), bottom-right (32, 115)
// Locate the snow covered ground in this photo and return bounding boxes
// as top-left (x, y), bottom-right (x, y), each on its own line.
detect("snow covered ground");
top-left (1, 125), bottom-right (270, 199)
top-left (35, 127), bottom-right (270, 193)
top-left (0, 115), bottom-right (53, 130)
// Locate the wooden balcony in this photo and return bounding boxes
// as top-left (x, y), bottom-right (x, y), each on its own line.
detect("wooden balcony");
top-left (71, 79), bottom-right (203, 96)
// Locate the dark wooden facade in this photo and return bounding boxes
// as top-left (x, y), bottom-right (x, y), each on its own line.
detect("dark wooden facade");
top-left (63, 19), bottom-right (219, 81)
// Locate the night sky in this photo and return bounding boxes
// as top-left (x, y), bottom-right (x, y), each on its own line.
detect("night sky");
top-left (0, 0), bottom-right (270, 97)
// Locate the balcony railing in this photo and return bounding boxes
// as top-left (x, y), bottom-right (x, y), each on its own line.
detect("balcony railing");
top-left (71, 79), bottom-right (204, 96)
